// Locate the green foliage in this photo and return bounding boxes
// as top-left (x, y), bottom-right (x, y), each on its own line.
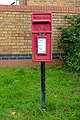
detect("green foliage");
top-left (58, 14), bottom-right (80, 71)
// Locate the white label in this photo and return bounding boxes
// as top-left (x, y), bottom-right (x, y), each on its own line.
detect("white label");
top-left (38, 37), bottom-right (46, 54)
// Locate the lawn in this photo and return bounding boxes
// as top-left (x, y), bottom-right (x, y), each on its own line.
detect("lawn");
top-left (0, 66), bottom-right (80, 120)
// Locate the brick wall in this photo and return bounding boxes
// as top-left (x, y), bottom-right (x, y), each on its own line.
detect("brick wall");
top-left (27, 0), bottom-right (80, 7)
top-left (0, 4), bottom-right (80, 65)
top-left (0, 11), bottom-right (32, 55)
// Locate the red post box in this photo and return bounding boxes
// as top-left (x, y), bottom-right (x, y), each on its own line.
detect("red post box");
top-left (32, 13), bottom-right (52, 62)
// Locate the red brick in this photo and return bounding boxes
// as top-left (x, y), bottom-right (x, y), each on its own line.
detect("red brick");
top-left (0, 59), bottom-right (65, 67)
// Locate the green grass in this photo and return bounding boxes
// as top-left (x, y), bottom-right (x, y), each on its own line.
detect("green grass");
top-left (0, 66), bottom-right (80, 120)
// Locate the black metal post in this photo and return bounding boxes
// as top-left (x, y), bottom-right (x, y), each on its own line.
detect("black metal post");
top-left (41, 62), bottom-right (46, 108)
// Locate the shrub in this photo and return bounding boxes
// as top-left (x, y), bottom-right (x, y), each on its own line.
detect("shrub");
top-left (58, 14), bottom-right (80, 71)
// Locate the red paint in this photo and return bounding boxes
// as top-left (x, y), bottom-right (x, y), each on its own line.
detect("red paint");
top-left (32, 13), bottom-right (52, 62)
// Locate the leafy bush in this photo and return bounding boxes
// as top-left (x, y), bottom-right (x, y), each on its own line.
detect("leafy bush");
top-left (58, 14), bottom-right (80, 71)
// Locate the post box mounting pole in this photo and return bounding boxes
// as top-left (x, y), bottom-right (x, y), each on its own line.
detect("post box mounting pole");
top-left (32, 13), bottom-right (52, 107)
top-left (40, 33), bottom-right (46, 108)
top-left (41, 62), bottom-right (46, 108)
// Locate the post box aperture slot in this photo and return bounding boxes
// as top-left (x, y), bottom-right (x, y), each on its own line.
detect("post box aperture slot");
top-left (37, 36), bottom-right (47, 54)
top-left (32, 23), bottom-right (51, 32)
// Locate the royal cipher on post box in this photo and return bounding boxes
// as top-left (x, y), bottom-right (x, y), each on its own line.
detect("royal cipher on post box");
top-left (32, 13), bottom-right (52, 62)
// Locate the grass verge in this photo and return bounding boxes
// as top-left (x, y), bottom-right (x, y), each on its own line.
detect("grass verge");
top-left (0, 66), bottom-right (80, 120)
